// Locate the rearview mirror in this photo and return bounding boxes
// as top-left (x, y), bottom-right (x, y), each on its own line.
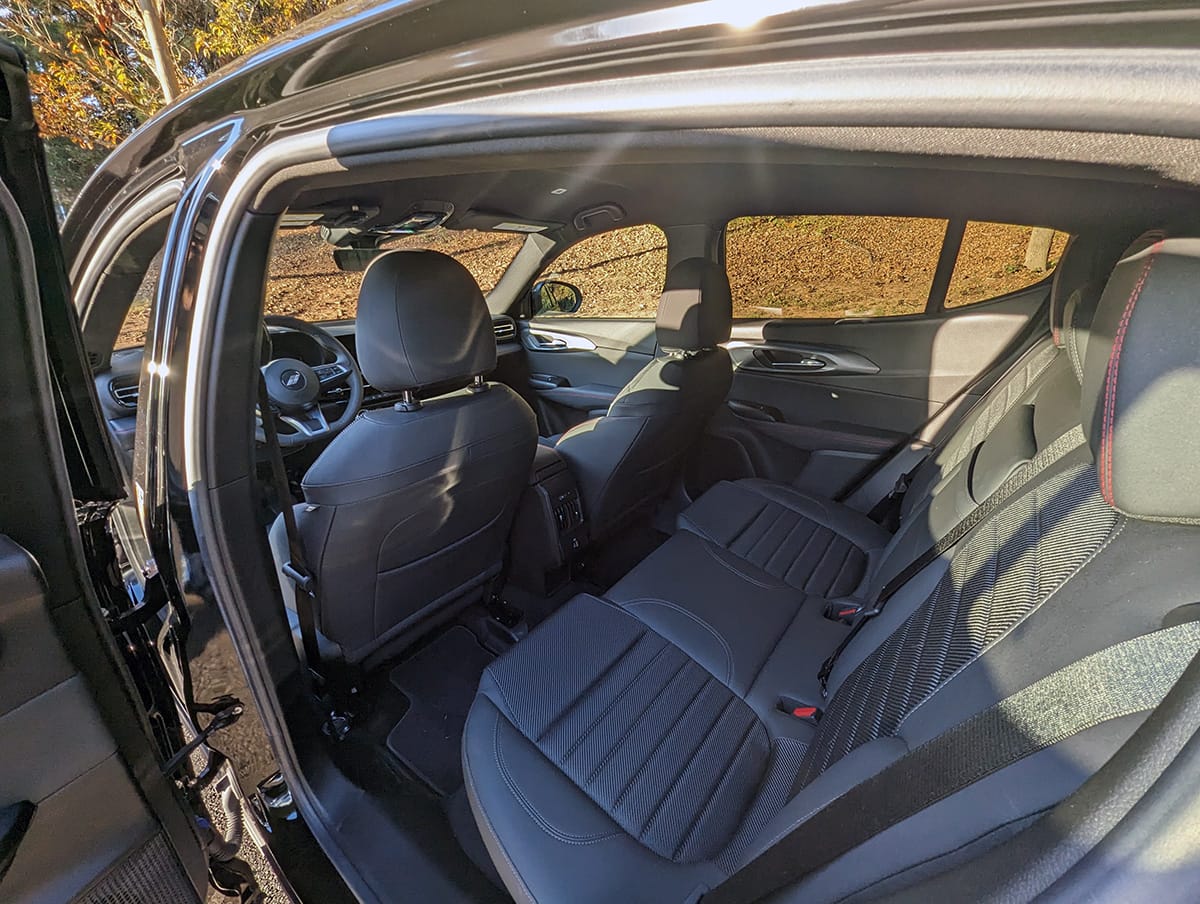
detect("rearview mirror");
top-left (332, 246), bottom-right (385, 272)
top-left (532, 279), bottom-right (583, 316)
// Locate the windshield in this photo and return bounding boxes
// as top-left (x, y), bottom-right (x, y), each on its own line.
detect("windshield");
top-left (264, 226), bottom-right (526, 322)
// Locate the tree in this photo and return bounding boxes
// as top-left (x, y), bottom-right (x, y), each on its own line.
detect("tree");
top-left (1, 0), bottom-right (335, 148)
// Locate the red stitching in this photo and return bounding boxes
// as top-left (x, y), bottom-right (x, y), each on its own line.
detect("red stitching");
top-left (1101, 242), bottom-right (1162, 503)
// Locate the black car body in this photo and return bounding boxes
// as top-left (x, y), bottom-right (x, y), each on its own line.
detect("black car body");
top-left (5, 2), bottom-right (1200, 902)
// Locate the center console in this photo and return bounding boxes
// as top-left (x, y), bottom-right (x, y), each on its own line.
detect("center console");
top-left (509, 443), bottom-right (587, 594)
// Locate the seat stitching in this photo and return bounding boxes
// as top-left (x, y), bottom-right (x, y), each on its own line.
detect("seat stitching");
top-left (534, 630), bottom-right (651, 745)
top-left (622, 598), bottom-right (736, 685)
top-left (464, 730), bottom-right (539, 904)
top-left (671, 720), bottom-right (760, 861)
top-left (1101, 243), bottom-right (1160, 504)
top-left (561, 642), bottom-right (674, 761)
top-left (698, 541), bottom-right (790, 590)
top-left (636, 692), bottom-right (740, 838)
top-left (585, 655), bottom-right (693, 785)
top-left (609, 670), bottom-right (715, 809)
top-left (493, 715), bottom-right (623, 845)
top-left (780, 522), bottom-right (825, 587)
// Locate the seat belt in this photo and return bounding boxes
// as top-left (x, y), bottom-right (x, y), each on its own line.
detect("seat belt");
top-left (706, 620), bottom-right (1200, 904)
top-left (257, 376), bottom-right (325, 682)
top-left (818, 425), bottom-right (1087, 694)
top-left (841, 303), bottom-right (1054, 513)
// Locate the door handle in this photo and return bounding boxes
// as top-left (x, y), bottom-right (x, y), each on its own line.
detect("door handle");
top-left (529, 332), bottom-right (568, 349)
top-left (752, 349), bottom-right (826, 370)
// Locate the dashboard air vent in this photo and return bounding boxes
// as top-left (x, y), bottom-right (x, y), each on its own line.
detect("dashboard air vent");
top-left (492, 316), bottom-right (516, 343)
top-left (110, 380), bottom-right (140, 410)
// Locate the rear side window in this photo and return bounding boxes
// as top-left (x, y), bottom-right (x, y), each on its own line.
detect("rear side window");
top-left (534, 224), bottom-right (667, 318)
top-left (724, 216), bottom-right (947, 319)
top-left (945, 223), bottom-right (1070, 308)
top-left (725, 215), bottom-right (1069, 319)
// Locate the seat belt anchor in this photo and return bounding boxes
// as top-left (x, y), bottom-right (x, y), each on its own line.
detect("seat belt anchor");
top-left (282, 561), bottom-right (315, 595)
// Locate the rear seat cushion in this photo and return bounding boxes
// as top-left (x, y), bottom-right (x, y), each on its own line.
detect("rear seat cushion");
top-left (464, 593), bottom-right (808, 903)
top-left (605, 530), bottom-right (811, 698)
top-left (677, 479), bottom-right (888, 598)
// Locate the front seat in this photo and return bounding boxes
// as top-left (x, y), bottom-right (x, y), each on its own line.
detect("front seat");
top-left (553, 257), bottom-right (733, 541)
top-left (271, 250), bottom-right (537, 666)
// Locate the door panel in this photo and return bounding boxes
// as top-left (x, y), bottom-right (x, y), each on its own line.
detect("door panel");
top-left (520, 318), bottom-right (656, 434)
top-left (703, 285), bottom-right (1046, 497)
top-left (0, 44), bottom-right (205, 903)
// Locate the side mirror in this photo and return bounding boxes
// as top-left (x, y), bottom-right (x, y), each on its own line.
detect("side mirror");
top-left (532, 279), bottom-right (583, 316)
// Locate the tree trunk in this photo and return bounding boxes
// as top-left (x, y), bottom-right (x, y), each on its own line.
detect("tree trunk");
top-left (1024, 227), bottom-right (1055, 272)
top-left (136, 0), bottom-right (182, 103)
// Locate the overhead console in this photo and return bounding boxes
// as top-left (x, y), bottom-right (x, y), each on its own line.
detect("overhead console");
top-left (508, 444), bottom-right (587, 595)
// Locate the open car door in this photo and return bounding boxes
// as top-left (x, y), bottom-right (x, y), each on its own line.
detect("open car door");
top-left (0, 43), bottom-right (209, 902)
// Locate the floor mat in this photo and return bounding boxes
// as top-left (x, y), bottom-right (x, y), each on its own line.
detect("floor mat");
top-left (386, 626), bottom-right (495, 797)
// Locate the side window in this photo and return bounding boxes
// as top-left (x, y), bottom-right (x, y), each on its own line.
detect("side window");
top-left (945, 222), bottom-right (1070, 308)
top-left (533, 224), bottom-right (667, 318)
top-left (114, 249), bottom-right (163, 349)
top-left (725, 216), bottom-right (947, 319)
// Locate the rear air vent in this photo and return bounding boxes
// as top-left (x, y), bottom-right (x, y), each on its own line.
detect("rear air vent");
top-left (493, 316), bottom-right (516, 343)
top-left (110, 379), bottom-right (140, 410)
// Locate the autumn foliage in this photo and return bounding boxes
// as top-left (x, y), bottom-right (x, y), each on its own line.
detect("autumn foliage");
top-left (3, 0), bottom-right (336, 148)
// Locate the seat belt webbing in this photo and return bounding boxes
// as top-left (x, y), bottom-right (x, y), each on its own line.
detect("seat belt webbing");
top-left (257, 376), bottom-right (324, 679)
top-left (707, 620), bottom-right (1200, 904)
top-left (818, 426), bottom-right (1087, 694)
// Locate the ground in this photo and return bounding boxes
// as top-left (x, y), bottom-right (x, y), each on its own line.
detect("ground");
top-left (115, 219), bottom-right (1067, 347)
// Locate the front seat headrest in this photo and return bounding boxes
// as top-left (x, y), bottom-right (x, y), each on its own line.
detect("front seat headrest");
top-left (656, 258), bottom-right (733, 352)
top-left (355, 249), bottom-right (497, 393)
top-left (1081, 232), bottom-right (1200, 523)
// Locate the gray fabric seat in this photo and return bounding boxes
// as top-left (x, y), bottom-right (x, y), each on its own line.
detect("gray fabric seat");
top-left (463, 233), bottom-right (1200, 903)
top-left (270, 250), bottom-right (536, 666)
top-left (552, 258), bottom-right (733, 541)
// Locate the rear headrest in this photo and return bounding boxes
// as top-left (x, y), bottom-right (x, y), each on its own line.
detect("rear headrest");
top-left (656, 258), bottom-right (732, 352)
top-left (355, 250), bottom-right (496, 393)
top-left (1081, 233), bottom-right (1200, 523)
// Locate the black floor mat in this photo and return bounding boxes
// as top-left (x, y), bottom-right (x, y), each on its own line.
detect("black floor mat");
top-left (386, 626), bottom-right (495, 797)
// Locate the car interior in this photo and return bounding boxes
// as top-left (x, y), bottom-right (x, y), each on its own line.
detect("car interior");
top-left (79, 131), bottom-right (1200, 902)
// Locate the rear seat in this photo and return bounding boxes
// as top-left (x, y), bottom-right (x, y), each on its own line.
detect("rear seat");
top-left (463, 233), bottom-right (1200, 903)
top-left (677, 234), bottom-right (1110, 601)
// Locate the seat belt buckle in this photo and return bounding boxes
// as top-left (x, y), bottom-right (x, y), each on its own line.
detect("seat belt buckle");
top-left (778, 697), bottom-right (822, 723)
top-left (824, 599), bottom-right (868, 625)
top-left (282, 561), bottom-right (315, 595)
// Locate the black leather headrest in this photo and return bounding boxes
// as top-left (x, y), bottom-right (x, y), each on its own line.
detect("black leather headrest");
top-left (1081, 232), bottom-right (1200, 523)
top-left (355, 250), bottom-right (496, 392)
top-left (656, 258), bottom-right (732, 352)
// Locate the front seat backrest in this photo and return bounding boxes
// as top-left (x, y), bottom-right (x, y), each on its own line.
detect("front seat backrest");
top-left (291, 250), bottom-right (537, 665)
top-left (555, 257), bottom-right (733, 540)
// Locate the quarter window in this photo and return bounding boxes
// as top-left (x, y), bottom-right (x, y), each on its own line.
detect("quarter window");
top-left (945, 222), bottom-right (1070, 308)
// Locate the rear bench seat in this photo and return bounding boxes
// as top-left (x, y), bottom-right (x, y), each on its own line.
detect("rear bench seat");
top-left (676, 232), bottom-right (1113, 602)
top-left (463, 234), bottom-right (1200, 902)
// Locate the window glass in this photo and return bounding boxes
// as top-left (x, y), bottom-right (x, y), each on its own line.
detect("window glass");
top-left (945, 223), bottom-right (1070, 308)
top-left (534, 224), bottom-right (667, 318)
top-left (725, 216), bottom-right (948, 319)
top-left (264, 226), bottom-right (525, 321)
top-left (115, 249), bottom-right (163, 349)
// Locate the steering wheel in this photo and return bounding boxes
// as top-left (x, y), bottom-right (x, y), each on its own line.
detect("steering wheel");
top-left (256, 316), bottom-right (364, 447)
